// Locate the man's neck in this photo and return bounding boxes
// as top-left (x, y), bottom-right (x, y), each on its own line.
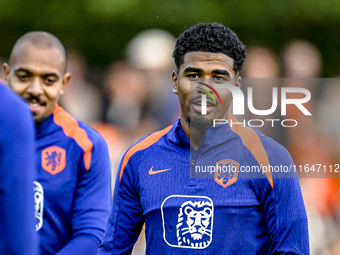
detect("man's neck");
top-left (179, 118), bottom-right (206, 150)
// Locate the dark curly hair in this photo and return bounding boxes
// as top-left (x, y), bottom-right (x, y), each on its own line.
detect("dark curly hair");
top-left (172, 23), bottom-right (246, 73)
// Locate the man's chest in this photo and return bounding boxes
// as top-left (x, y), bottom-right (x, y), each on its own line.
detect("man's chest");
top-left (138, 155), bottom-right (267, 251)
top-left (138, 145), bottom-right (265, 208)
top-left (35, 134), bottom-right (81, 200)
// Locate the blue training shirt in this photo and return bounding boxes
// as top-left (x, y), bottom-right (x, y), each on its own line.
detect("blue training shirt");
top-left (99, 113), bottom-right (309, 254)
top-left (35, 104), bottom-right (111, 255)
top-left (0, 84), bottom-right (38, 254)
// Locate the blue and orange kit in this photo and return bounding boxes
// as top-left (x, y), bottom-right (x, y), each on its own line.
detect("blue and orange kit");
top-left (99, 113), bottom-right (309, 254)
top-left (35, 105), bottom-right (111, 255)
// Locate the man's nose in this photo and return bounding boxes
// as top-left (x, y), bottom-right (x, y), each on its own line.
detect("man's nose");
top-left (27, 77), bottom-right (43, 96)
top-left (200, 78), bottom-right (216, 92)
top-left (197, 81), bottom-right (213, 94)
top-left (203, 77), bottom-right (215, 87)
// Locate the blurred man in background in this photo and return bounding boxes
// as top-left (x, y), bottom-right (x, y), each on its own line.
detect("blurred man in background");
top-left (59, 50), bottom-right (103, 124)
top-left (3, 31), bottom-right (111, 255)
top-left (240, 46), bottom-right (285, 144)
top-left (0, 82), bottom-right (37, 254)
top-left (282, 40), bottom-right (338, 255)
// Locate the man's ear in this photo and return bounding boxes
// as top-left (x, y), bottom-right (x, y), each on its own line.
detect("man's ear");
top-left (3, 63), bottom-right (10, 83)
top-left (236, 76), bottom-right (242, 89)
top-left (60, 72), bottom-right (71, 95)
top-left (172, 70), bottom-right (178, 94)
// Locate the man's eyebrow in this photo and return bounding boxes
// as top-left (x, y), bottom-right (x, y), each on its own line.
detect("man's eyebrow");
top-left (42, 73), bottom-right (59, 78)
top-left (212, 69), bottom-right (231, 76)
top-left (183, 67), bottom-right (203, 73)
top-left (14, 68), bottom-right (31, 74)
top-left (14, 68), bottom-right (59, 78)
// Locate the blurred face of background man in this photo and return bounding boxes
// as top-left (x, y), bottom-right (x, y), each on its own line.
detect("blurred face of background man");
top-left (3, 40), bottom-right (70, 125)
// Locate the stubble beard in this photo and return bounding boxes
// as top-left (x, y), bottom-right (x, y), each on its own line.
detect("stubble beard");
top-left (35, 116), bottom-right (45, 126)
top-left (187, 115), bottom-right (214, 131)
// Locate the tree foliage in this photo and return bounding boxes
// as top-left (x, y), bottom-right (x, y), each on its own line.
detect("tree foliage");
top-left (1, 0), bottom-right (340, 76)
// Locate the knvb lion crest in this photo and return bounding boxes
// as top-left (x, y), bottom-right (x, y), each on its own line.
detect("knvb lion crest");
top-left (41, 146), bottom-right (66, 175)
top-left (177, 200), bottom-right (213, 248)
top-left (214, 159), bottom-right (240, 188)
top-left (161, 195), bottom-right (213, 249)
top-left (34, 181), bottom-right (44, 231)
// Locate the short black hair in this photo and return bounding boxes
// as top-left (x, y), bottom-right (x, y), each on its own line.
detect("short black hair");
top-left (9, 31), bottom-right (67, 72)
top-left (172, 23), bottom-right (246, 73)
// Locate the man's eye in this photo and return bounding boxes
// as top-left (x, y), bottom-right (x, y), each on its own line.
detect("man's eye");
top-left (45, 78), bottom-right (56, 85)
top-left (213, 76), bottom-right (227, 81)
top-left (17, 74), bottom-right (28, 80)
top-left (187, 74), bottom-right (201, 79)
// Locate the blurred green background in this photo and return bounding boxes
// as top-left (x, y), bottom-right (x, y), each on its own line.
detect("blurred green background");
top-left (1, 0), bottom-right (340, 76)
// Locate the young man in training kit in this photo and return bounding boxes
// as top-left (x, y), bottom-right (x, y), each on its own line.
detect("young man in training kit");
top-left (3, 32), bottom-right (111, 255)
top-left (99, 23), bottom-right (309, 254)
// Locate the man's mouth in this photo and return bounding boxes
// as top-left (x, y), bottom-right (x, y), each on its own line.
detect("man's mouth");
top-left (27, 101), bottom-right (45, 113)
top-left (191, 98), bottom-right (216, 114)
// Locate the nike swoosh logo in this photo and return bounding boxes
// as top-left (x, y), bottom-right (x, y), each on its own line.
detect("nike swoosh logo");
top-left (149, 167), bottom-right (172, 175)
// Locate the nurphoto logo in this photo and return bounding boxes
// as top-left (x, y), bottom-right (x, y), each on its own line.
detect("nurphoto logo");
top-left (197, 82), bottom-right (311, 128)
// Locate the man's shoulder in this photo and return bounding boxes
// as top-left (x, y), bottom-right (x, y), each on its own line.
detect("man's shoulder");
top-left (251, 129), bottom-right (296, 180)
top-left (1, 84), bottom-right (18, 105)
top-left (0, 85), bottom-right (34, 132)
top-left (122, 125), bottom-right (173, 164)
top-left (77, 119), bottom-right (107, 145)
top-left (227, 114), bottom-right (288, 154)
top-left (117, 125), bottom-right (173, 183)
top-left (129, 125), bottom-right (172, 154)
top-left (0, 85), bottom-right (30, 117)
top-left (49, 105), bottom-right (111, 172)
top-left (52, 105), bottom-right (106, 146)
top-left (253, 129), bottom-right (291, 158)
